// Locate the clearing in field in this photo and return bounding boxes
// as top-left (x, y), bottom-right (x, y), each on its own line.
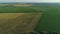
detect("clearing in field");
top-left (0, 13), bottom-right (42, 34)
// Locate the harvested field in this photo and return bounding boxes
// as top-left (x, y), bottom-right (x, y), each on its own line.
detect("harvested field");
top-left (0, 13), bottom-right (42, 34)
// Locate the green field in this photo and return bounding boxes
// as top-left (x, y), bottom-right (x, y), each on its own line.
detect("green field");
top-left (34, 5), bottom-right (60, 33)
top-left (0, 6), bottom-right (39, 13)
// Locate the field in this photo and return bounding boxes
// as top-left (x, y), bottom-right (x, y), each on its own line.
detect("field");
top-left (33, 4), bottom-right (60, 33)
top-left (0, 6), bottom-right (37, 13)
top-left (0, 3), bottom-right (60, 34)
top-left (0, 13), bottom-right (41, 34)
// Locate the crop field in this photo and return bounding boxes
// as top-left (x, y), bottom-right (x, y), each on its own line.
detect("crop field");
top-left (0, 13), bottom-right (41, 34)
top-left (33, 4), bottom-right (60, 33)
top-left (0, 6), bottom-right (39, 13)
top-left (0, 3), bottom-right (60, 34)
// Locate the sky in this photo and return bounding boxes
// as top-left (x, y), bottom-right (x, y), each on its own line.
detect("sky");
top-left (0, 0), bottom-right (60, 3)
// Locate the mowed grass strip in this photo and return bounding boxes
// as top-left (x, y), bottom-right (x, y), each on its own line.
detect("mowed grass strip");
top-left (0, 13), bottom-right (42, 34)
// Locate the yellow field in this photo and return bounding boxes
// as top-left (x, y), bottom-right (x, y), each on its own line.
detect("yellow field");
top-left (0, 13), bottom-right (42, 34)
top-left (0, 13), bottom-right (25, 19)
top-left (0, 4), bottom-right (32, 6)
